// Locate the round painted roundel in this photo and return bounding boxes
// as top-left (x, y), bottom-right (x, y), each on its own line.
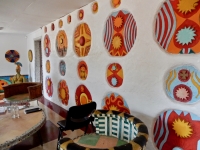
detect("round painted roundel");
top-left (153, 109), bottom-right (200, 150)
top-left (56, 30), bottom-right (68, 57)
top-left (75, 84), bottom-right (92, 106)
top-left (77, 61), bottom-right (88, 80)
top-left (44, 34), bottom-right (51, 57)
top-left (59, 60), bottom-right (66, 76)
top-left (155, 0), bottom-right (200, 54)
top-left (74, 23), bottom-right (91, 57)
top-left (166, 65), bottom-right (200, 104)
top-left (45, 76), bottom-right (53, 97)
top-left (107, 63), bottom-right (123, 87)
top-left (5, 50), bottom-right (20, 63)
top-left (46, 60), bottom-right (50, 73)
top-left (58, 80), bottom-right (69, 106)
top-left (104, 10), bottom-right (137, 56)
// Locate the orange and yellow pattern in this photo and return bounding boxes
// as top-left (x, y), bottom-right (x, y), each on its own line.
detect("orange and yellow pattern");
top-left (58, 80), bottom-right (69, 106)
top-left (56, 30), bottom-right (68, 57)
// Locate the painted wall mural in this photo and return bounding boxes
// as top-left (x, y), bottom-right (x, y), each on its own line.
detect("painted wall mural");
top-left (155, 0), bottom-right (200, 54)
top-left (45, 76), bottom-right (53, 97)
top-left (59, 60), bottom-right (66, 76)
top-left (46, 60), bottom-right (50, 73)
top-left (104, 10), bottom-right (137, 56)
top-left (75, 84), bottom-right (92, 105)
top-left (153, 109), bottom-right (200, 150)
top-left (5, 50), bottom-right (20, 63)
top-left (77, 61), bottom-right (88, 80)
top-left (111, 0), bottom-right (121, 8)
top-left (56, 30), bottom-right (68, 57)
top-left (92, 2), bottom-right (98, 13)
top-left (107, 63), bottom-right (123, 87)
top-left (166, 65), bottom-right (200, 104)
top-left (74, 23), bottom-right (91, 57)
top-left (102, 93), bottom-right (130, 114)
top-left (58, 80), bottom-right (69, 106)
top-left (44, 34), bottom-right (51, 57)
top-left (78, 9), bottom-right (84, 20)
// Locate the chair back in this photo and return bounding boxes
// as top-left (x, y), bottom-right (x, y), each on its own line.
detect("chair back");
top-left (68, 102), bottom-right (96, 120)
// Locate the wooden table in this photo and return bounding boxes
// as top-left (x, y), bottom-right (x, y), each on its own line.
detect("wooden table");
top-left (0, 109), bottom-right (46, 150)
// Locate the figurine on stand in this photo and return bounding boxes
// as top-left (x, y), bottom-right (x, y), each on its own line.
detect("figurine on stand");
top-left (11, 62), bottom-right (26, 84)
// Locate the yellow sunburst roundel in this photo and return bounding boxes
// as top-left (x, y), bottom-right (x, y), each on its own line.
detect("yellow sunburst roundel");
top-left (172, 118), bottom-right (193, 138)
top-left (112, 36), bottom-right (122, 49)
top-left (114, 16), bottom-right (123, 28)
top-left (177, 0), bottom-right (199, 14)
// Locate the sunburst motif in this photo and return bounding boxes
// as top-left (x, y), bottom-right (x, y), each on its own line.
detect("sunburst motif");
top-left (176, 27), bottom-right (196, 45)
top-left (175, 87), bottom-right (189, 100)
top-left (114, 16), bottom-right (123, 28)
top-left (112, 36), bottom-right (122, 49)
top-left (109, 105), bottom-right (120, 111)
top-left (172, 118), bottom-right (193, 138)
top-left (177, 0), bottom-right (199, 14)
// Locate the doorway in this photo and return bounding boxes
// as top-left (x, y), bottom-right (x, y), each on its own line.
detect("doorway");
top-left (34, 40), bottom-right (43, 84)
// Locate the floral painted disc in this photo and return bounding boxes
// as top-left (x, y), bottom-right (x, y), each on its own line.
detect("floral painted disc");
top-left (107, 63), bottom-right (123, 87)
top-left (102, 92), bottom-right (130, 114)
top-left (75, 84), bottom-right (92, 106)
top-left (44, 34), bottom-right (51, 57)
top-left (46, 60), bottom-right (50, 73)
top-left (92, 2), bottom-right (98, 13)
top-left (5, 50), bottom-right (20, 63)
top-left (45, 76), bottom-right (53, 97)
top-left (104, 10), bottom-right (137, 56)
top-left (74, 23), bottom-right (91, 57)
top-left (59, 60), bottom-right (66, 76)
top-left (78, 9), bottom-right (84, 20)
top-left (153, 109), bottom-right (200, 150)
top-left (58, 80), bottom-right (69, 105)
top-left (56, 30), bottom-right (68, 57)
top-left (166, 65), bottom-right (200, 104)
top-left (155, 0), bottom-right (200, 54)
top-left (77, 61), bottom-right (88, 80)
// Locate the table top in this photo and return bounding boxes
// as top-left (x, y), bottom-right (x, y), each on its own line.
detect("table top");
top-left (0, 109), bottom-right (46, 150)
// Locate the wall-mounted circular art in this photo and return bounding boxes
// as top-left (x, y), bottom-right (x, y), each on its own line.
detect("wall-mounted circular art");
top-left (67, 15), bottom-right (71, 24)
top-left (45, 76), bottom-right (53, 97)
top-left (92, 2), bottom-right (98, 13)
top-left (58, 80), bottom-right (69, 106)
top-left (102, 92), bottom-right (130, 114)
top-left (77, 61), bottom-right (88, 80)
top-left (56, 30), bottom-right (68, 57)
top-left (78, 9), bottom-right (84, 20)
top-left (28, 50), bottom-right (33, 62)
top-left (74, 23), bottom-right (91, 57)
top-left (51, 23), bottom-right (55, 31)
top-left (5, 50), bottom-right (20, 63)
top-left (59, 60), bottom-right (66, 76)
top-left (75, 84), bottom-right (92, 106)
top-left (46, 60), bottom-right (50, 73)
top-left (44, 34), bottom-right (51, 57)
top-left (155, 0), bottom-right (200, 54)
top-left (44, 26), bottom-right (47, 33)
top-left (104, 10), bottom-right (137, 56)
top-left (153, 109), bottom-right (200, 150)
top-left (59, 19), bottom-right (63, 28)
top-left (166, 65), bottom-right (200, 104)
top-left (111, 0), bottom-right (121, 8)
top-left (107, 63), bottom-right (123, 87)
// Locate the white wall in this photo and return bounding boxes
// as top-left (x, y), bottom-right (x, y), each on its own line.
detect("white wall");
top-left (0, 33), bottom-right (28, 76)
top-left (26, 29), bottom-right (42, 82)
top-left (27, 0), bottom-right (200, 149)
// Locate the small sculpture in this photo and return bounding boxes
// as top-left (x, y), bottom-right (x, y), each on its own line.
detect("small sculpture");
top-left (11, 62), bottom-right (26, 84)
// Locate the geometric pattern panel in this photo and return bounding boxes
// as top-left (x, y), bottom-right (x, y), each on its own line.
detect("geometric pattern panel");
top-left (56, 30), bottom-right (68, 57)
top-left (155, 0), bottom-right (200, 54)
top-left (44, 34), bottom-right (51, 57)
top-left (102, 92), bottom-right (130, 114)
top-left (166, 65), bottom-right (200, 104)
top-left (75, 84), bottom-right (92, 105)
top-left (104, 10), bottom-right (137, 56)
top-left (74, 23), bottom-right (91, 57)
top-left (58, 80), bottom-right (69, 106)
top-left (107, 63), bottom-right (123, 87)
top-left (153, 109), bottom-right (200, 150)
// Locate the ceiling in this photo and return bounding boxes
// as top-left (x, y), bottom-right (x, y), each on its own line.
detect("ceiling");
top-left (0, 0), bottom-right (94, 34)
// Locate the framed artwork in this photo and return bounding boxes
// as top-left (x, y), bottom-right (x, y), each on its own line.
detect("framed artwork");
top-left (56, 30), bottom-right (68, 57)
top-left (75, 84), bottom-right (92, 105)
top-left (5, 50), bottom-right (20, 63)
top-left (58, 80), bottom-right (69, 106)
top-left (77, 61), bottom-right (88, 80)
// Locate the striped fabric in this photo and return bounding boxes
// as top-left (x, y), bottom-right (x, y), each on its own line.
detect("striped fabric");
top-left (93, 113), bottom-right (138, 142)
